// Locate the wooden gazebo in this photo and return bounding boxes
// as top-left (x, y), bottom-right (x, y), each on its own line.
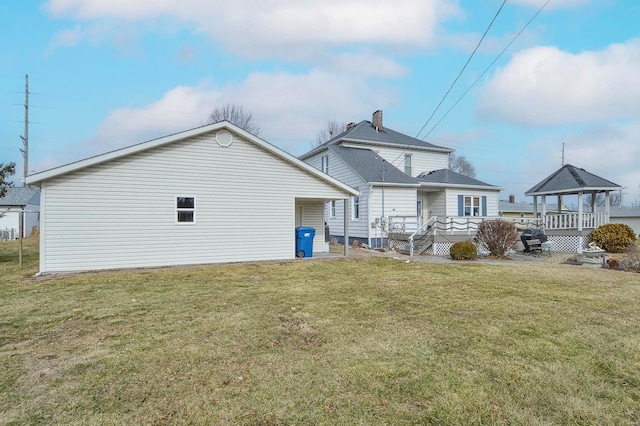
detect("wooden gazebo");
top-left (525, 164), bottom-right (621, 253)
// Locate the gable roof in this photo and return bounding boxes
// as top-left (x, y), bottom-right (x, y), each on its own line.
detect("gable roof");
top-left (0, 186), bottom-right (40, 207)
top-left (417, 169), bottom-right (500, 191)
top-left (300, 120), bottom-right (453, 160)
top-left (525, 164), bottom-right (621, 196)
top-left (329, 145), bottom-right (419, 186)
top-left (25, 121), bottom-right (358, 196)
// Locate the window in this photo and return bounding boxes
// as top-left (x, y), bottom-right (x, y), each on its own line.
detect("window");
top-left (404, 154), bottom-right (412, 176)
top-left (417, 200), bottom-right (423, 217)
top-left (321, 155), bottom-right (329, 173)
top-left (464, 196), bottom-right (480, 217)
top-left (329, 200), bottom-right (336, 218)
top-left (176, 197), bottom-right (195, 223)
top-left (351, 195), bottom-right (360, 220)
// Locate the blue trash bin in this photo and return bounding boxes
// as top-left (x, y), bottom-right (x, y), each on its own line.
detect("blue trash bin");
top-left (295, 227), bottom-right (316, 258)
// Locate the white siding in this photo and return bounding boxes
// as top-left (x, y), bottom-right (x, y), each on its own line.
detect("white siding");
top-left (426, 192), bottom-right (447, 218)
top-left (41, 132), bottom-right (350, 272)
top-left (343, 144), bottom-right (449, 178)
top-left (369, 186), bottom-right (417, 219)
top-left (306, 149), bottom-right (368, 240)
top-left (0, 206), bottom-right (39, 238)
top-left (444, 188), bottom-right (500, 217)
top-left (296, 201), bottom-right (326, 254)
top-left (610, 216), bottom-right (640, 235)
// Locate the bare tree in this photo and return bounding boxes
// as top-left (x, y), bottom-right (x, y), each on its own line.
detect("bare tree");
top-left (207, 104), bottom-right (261, 136)
top-left (448, 154), bottom-right (476, 178)
top-left (584, 192), bottom-right (623, 208)
top-left (0, 162), bottom-right (16, 198)
top-left (314, 120), bottom-right (346, 147)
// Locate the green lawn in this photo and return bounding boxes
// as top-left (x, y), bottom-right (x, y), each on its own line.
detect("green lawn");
top-left (1, 238), bottom-right (640, 425)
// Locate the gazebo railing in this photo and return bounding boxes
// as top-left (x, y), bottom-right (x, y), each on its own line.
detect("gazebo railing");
top-left (544, 212), bottom-right (608, 230)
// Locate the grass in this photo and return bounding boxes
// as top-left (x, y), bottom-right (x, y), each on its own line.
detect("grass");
top-left (1, 238), bottom-right (640, 425)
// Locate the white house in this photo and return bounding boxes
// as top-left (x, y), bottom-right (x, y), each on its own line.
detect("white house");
top-left (0, 186), bottom-right (40, 239)
top-left (609, 206), bottom-right (640, 236)
top-left (300, 110), bottom-right (501, 254)
top-left (26, 121), bottom-right (358, 274)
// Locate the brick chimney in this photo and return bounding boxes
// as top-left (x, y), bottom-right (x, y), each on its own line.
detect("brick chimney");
top-left (509, 194), bottom-right (515, 203)
top-left (346, 122), bottom-right (355, 130)
top-left (372, 110), bottom-right (383, 131)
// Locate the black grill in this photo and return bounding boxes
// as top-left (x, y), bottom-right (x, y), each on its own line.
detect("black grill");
top-left (520, 228), bottom-right (548, 253)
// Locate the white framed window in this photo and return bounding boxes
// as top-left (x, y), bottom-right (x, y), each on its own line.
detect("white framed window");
top-left (404, 153), bottom-right (412, 176)
top-left (321, 155), bottom-right (329, 173)
top-left (176, 196), bottom-right (196, 223)
top-left (351, 194), bottom-right (360, 220)
top-left (329, 200), bottom-right (336, 218)
top-left (464, 196), bottom-right (480, 217)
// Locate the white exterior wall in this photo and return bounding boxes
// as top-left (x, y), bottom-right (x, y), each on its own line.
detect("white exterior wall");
top-left (0, 208), bottom-right (20, 238)
top-left (369, 186), bottom-right (417, 220)
top-left (306, 150), bottom-right (368, 240)
top-left (343, 144), bottom-right (449, 178)
top-left (0, 206), bottom-right (39, 238)
top-left (444, 188), bottom-right (500, 217)
top-left (296, 201), bottom-right (326, 254)
top-left (610, 216), bottom-right (640, 235)
top-left (426, 192), bottom-right (447, 218)
top-left (39, 132), bottom-right (349, 273)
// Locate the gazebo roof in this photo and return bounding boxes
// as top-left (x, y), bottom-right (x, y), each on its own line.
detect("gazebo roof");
top-left (525, 164), bottom-right (621, 197)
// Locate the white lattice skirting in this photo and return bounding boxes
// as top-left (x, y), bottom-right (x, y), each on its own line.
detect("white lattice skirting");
top-left (430, 242), bottom-right (490, 256)
top-left (544, 236), bottom-right (589, 253)
top-left (429, 237), bottom-right (587, 256)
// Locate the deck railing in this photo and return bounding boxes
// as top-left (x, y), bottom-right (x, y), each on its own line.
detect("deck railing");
top-left (543, 212), bottom-right (608, 230)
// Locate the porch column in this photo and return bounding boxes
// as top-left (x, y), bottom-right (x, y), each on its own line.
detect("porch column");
top-left (343, 198), bottom-right (349, 257)
top-left (577, 191), bottom-right (584, 253)
top-left (533, 195), bottom-right (538, 225)
top-left (605, 191), bottom-right (611, 223)
top-left (541, 195), bottom-right (547, 229)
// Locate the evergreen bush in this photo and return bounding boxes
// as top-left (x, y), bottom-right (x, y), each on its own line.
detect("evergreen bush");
top-left (590, 223), bottom-right (637, 253)
top-left (450, 241), bottom-right (478, 260)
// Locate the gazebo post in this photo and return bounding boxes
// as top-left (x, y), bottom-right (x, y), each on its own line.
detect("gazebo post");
top-left (533, 195), bottom-right (538, 226)
top-left (577, 191), bottom-right (584, 253)
top-left (605, 191), bottom-right (611, 225)
top-left (541, 195), bottom-right (547, 228)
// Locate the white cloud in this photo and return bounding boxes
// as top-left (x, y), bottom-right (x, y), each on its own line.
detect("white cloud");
top-left (326, 53), bottom-right (407, 78)
top-left (44, 0), bottom-right (459, 59)
top-left (79, 70), bottom-right (395, 158)
top-left (556, 121), bottom-right (640, 191)
top-left (477, 39), bottom-right (640, 126)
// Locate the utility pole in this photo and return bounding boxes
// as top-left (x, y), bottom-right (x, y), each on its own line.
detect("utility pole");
top-left (20, 74), bottom-right (29, 186)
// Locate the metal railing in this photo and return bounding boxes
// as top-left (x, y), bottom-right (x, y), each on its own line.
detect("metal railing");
top-left (408, 216), bottom-right (437, 256)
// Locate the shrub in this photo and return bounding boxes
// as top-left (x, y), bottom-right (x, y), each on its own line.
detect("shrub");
top-left (450, 241), bottom-right (477, 260)
top-left (589, 223), bottom-right (637, 253)
top-left (474, 219), bottom-right (518, 258)
top-left (621, 240), bottom-right (640, 272)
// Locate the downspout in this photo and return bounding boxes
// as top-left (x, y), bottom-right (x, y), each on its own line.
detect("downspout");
top-left (368, 184), bottom-right (373, 248)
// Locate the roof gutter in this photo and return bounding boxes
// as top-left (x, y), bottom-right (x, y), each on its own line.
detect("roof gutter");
top-left (419, 182), bottom-right (502, 191)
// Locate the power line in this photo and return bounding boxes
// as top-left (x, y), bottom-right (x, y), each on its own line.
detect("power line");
top-left (422, 0), bottom-right (552, 139)
top-left (414, 0), bottom-right (507, 141)
top-left (388, 0), bottom-right (508, 169)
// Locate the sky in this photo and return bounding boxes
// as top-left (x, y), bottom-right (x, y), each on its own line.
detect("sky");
top-left (1, 0), bottom-right (640, 206)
